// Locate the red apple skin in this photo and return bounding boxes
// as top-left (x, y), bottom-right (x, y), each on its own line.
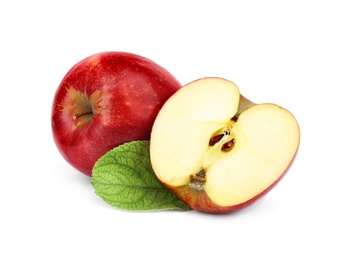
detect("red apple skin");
top-left (166, 148), bottom-right (299, 214)
top-left (52, 52), bottom-right (181, 176)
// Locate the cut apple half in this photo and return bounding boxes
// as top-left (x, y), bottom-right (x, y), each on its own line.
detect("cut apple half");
top-left (150, 77), bottom-right (300, 213)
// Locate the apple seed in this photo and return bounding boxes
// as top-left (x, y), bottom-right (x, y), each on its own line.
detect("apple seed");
top-left (221, 139), bottom-right (235, 152)
top-left (209, 134), bottom-right (224, 146)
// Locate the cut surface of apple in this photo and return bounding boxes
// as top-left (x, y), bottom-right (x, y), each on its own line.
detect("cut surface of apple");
top-left (150, 77), bottom-right (300, 213)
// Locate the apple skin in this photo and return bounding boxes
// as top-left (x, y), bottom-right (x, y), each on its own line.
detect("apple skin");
top-left (51, 52), bottom-right (181, 176)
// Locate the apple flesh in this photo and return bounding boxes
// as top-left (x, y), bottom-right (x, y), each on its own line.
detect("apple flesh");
top-left (52, 52), bottom-right (181, 176)
top-left (150, 77), bottom-right (300, 213)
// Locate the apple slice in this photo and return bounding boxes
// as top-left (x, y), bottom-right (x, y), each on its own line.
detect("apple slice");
top-left (150, 77), bottom-right (300, 213)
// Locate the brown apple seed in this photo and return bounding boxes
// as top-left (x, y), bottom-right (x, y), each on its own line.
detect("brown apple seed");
top-left (209, 134), bottom-right (224, 146)
top-left (221, 139), bottom-right (235, 152)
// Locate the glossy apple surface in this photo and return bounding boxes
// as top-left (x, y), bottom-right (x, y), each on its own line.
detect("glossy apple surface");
top-left (150, 77), bottom-right (300, 213)
top-left (52, 52), bottom-right (181, 176)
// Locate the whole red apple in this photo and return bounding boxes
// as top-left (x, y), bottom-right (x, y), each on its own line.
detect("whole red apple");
top-left (52, 52), bottom-right (181, 176)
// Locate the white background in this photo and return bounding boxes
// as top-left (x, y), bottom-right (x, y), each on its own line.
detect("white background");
top-left (1, 1), bottom-right (347, 259)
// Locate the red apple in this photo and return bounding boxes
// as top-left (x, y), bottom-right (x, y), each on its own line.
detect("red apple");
top-left (150, 77), bottom-right (300, 213)
top-left (51, 52), bottom-right (181, 176)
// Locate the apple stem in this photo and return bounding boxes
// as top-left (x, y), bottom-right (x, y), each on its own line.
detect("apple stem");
top-left (189, 170), bottom-right (206, 191)
top-left (73, 110), bottom-right (93, 120)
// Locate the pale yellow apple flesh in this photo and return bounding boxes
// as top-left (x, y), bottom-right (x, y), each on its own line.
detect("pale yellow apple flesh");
top-left (150, 77), bottom-right (300, 210)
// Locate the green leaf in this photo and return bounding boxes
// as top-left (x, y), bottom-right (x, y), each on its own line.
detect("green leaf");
top-left (91, 141), bottom-right (191, 212)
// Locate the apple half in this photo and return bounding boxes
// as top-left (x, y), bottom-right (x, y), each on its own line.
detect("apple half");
top-left (150, 77), bottom-right (300, 213)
